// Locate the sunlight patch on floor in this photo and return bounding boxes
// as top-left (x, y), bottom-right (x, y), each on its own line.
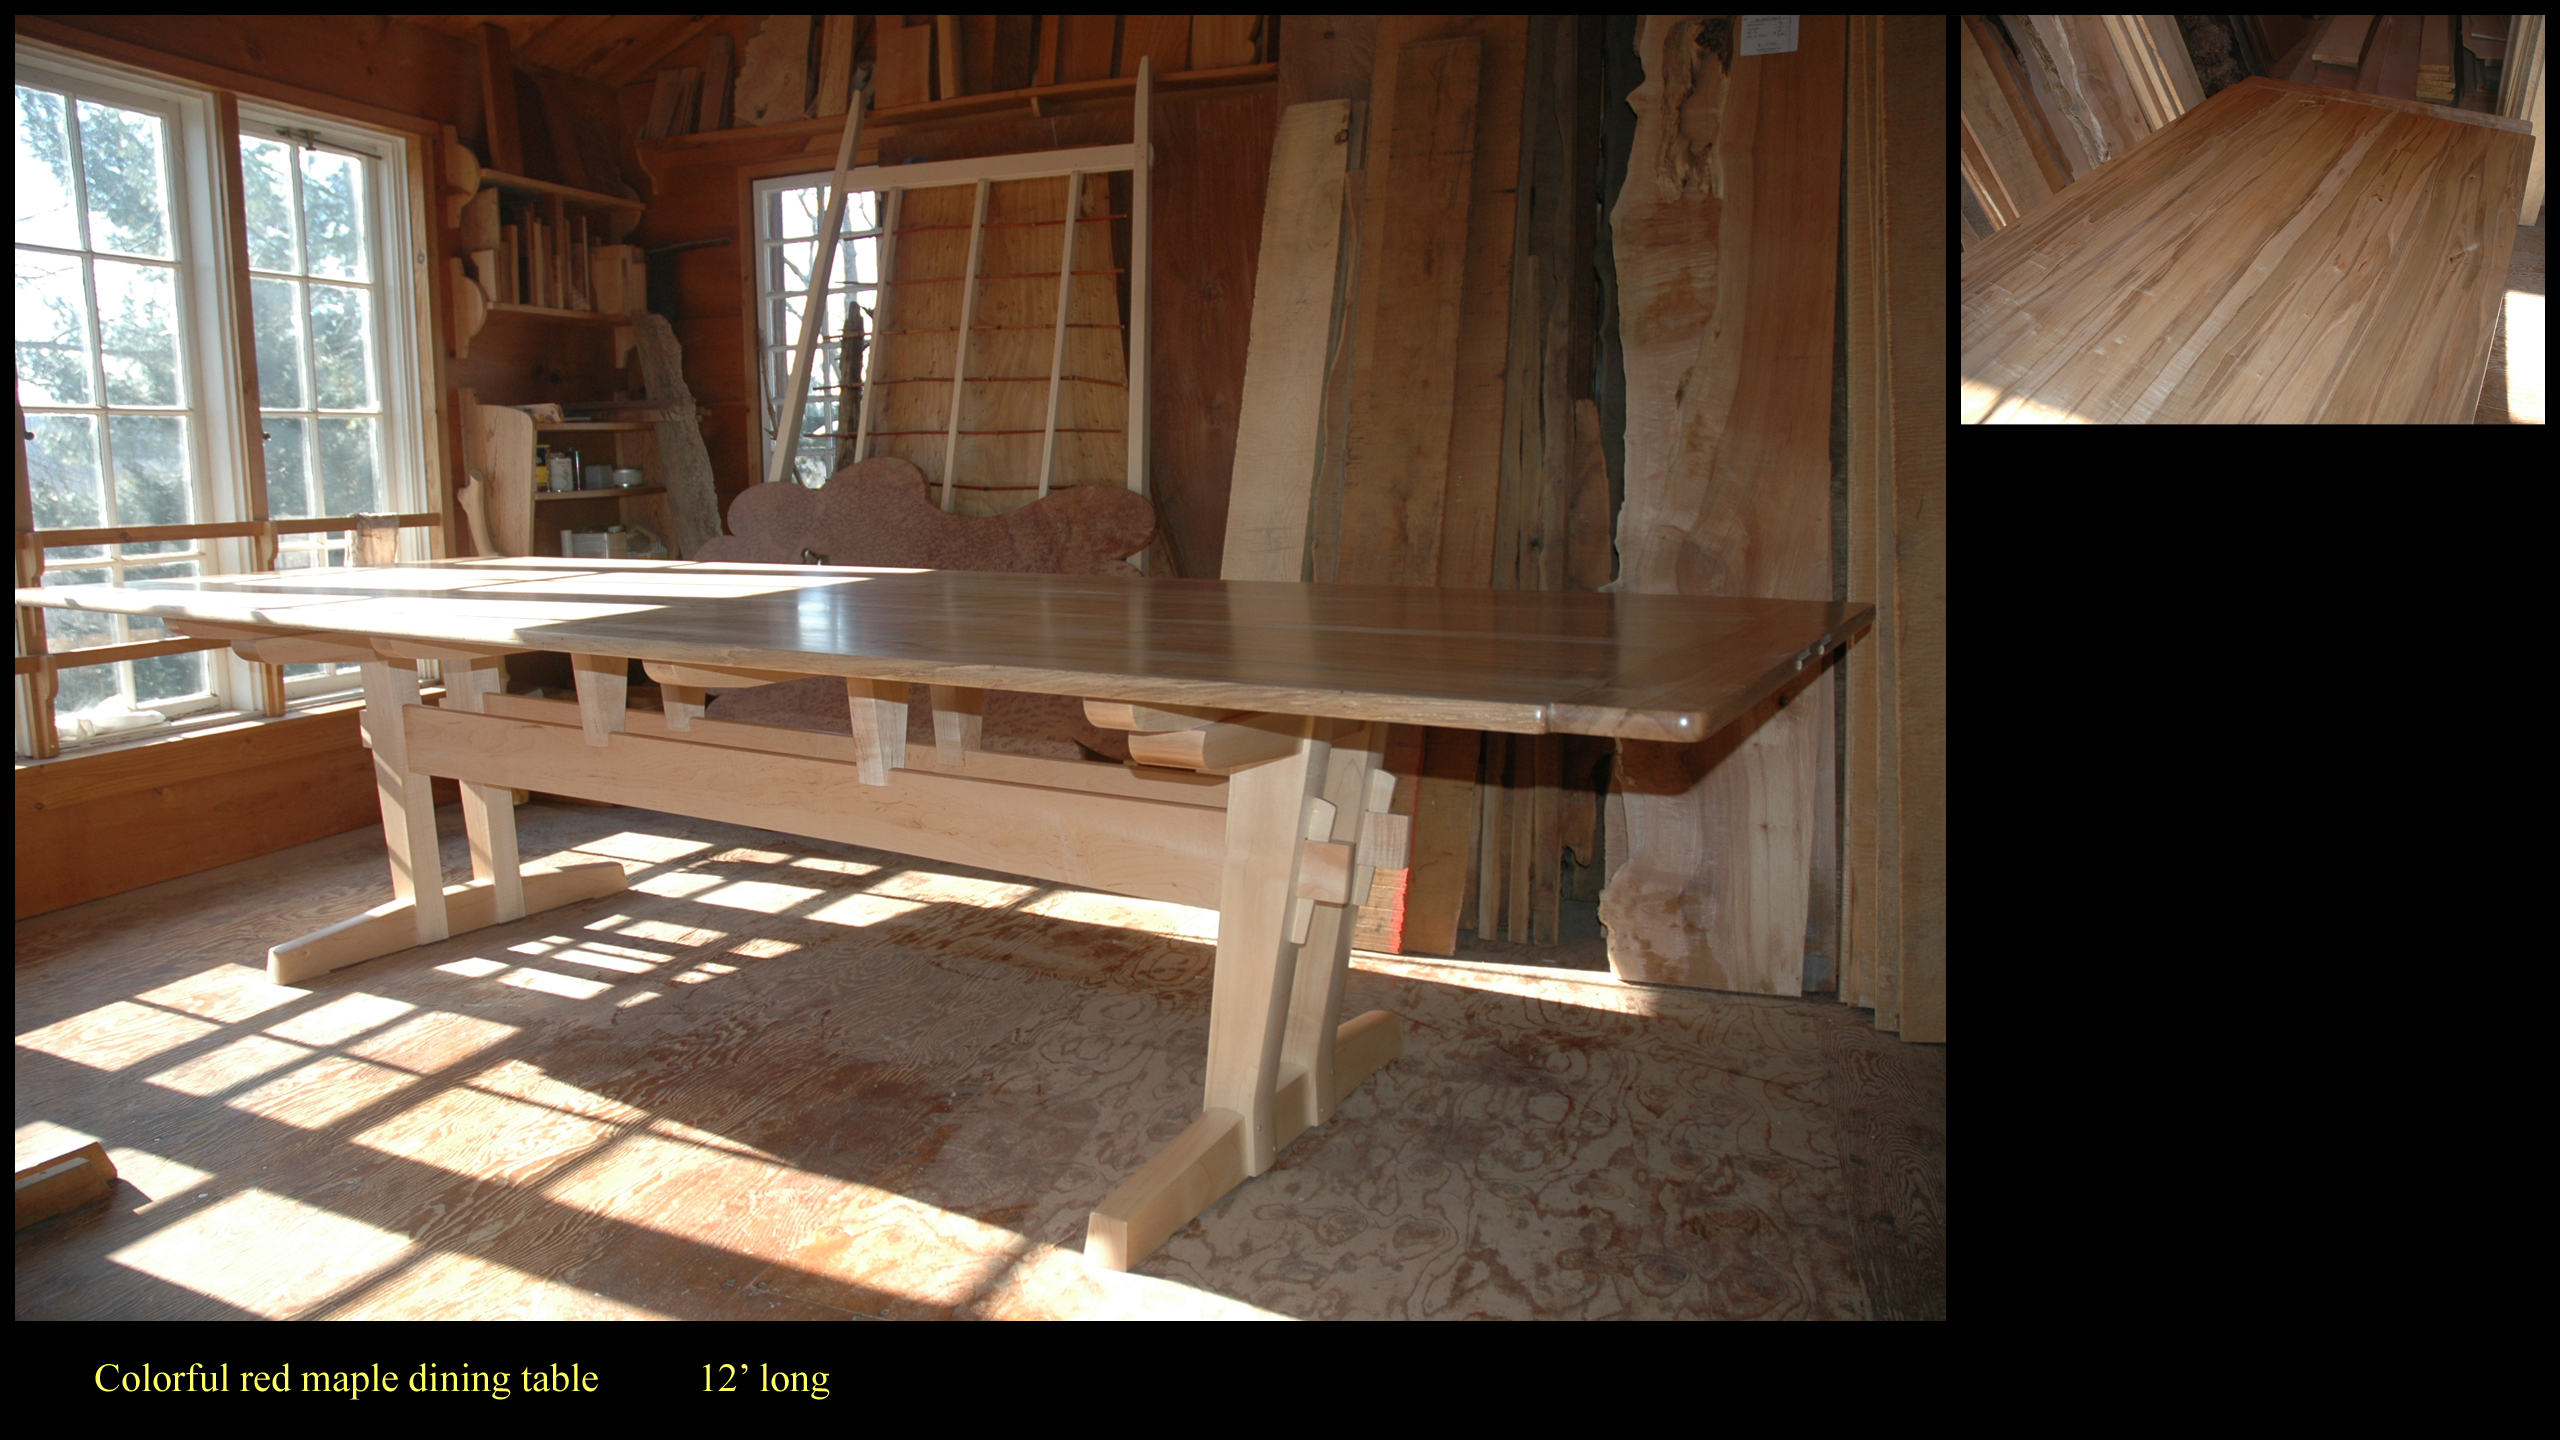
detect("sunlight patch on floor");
top-left (108, 1188), bottom-right (415, 1319)
top-left (17, 1001), bottom-right (219, 1073)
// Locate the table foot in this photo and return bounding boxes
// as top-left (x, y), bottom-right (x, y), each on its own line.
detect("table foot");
top-left (1084, 1010), bottom-right (1400, 1273)
top-left (266, 861), bottom-right (627, 985)
top-left (1272, 1009), bottom-right (1401, 1150)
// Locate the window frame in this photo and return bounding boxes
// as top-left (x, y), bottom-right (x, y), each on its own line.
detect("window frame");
top-left (13, 40), bottom-right (438, 748)
top-left (748, 170), bottom-right (885, 487)
top-left (16, 51), bottom-right (251, 727)
top-left (231, 100), bottom-right (433, 701)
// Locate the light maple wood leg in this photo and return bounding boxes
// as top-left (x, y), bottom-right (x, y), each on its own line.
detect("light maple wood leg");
top-left (440, 662), bottom-right (525, 923)
top-left (1085, 1109), bottom-right (1246, 1273)
top-left (267, 864), bottom-right (627, 985)
top-left (663, 683), bottom-right (706, 730)
top-left (847, 677), bottom-right (907, 785)
top-left (360, 661), bottom-right (448, 947)
top-left (1275, 722), bottom-right (1390, 1142)
top-left (570, 653), bottom-right (628, 745)
top-left (930, 683), bottom-right (984, 764)
top-left (1088, 715), bottom-right (1328, 1270)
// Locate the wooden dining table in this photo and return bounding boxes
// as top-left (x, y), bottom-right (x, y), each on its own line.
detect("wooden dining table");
top-left (1962, 76), bottom-right (2534, 424)
top-left (18, 558), bottom-right (1871, 1270)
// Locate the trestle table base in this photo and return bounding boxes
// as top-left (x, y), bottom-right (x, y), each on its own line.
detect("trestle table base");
top-left (289, 655), bottom-right (1402, 1272)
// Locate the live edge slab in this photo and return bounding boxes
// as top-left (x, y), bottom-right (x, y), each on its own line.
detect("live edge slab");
top-left (20, 559), bottom-right (1871, 1271)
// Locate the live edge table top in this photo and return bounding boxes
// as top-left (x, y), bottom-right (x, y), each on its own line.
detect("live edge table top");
top-left (20, 559), bottom-right (1872, 743)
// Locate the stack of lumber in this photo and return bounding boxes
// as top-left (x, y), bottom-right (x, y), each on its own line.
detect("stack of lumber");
top-left (2419, 16), bottom-right (2456, 102)
top-left (2274, 15), bottom-right (2542, 221)
top-left (1956, 16), bottom-right (2203, 248)
top-left (1218, 17), bottom-right (1616, 956)
top-left (1843, 17), bottom-right (1948, 1038)
top-left (2292, 14), bottom-right (2430, 101)
top-left (1962, 78), bottom-right (2534, 423)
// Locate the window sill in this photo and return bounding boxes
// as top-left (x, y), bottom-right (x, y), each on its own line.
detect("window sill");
top-left (16, 685), bottom-right (444, 797)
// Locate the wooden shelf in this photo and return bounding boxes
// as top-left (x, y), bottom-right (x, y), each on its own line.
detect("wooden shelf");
top-left (637, 62), bottom-right (1279, 156)
top-left (534, 485), bottom-right (664, 503)
top-left (486, 302), bottom-right (630, 323)
top-left (478, 167), bottom-right (646, 212)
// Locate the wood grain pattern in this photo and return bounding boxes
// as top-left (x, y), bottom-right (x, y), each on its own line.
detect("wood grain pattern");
top-left (13, 703), bottom-right (385, 920)
top-left (1998, 15), bottom-right (2095, 183)
top-left (1144, 89), bottom-right (1279, 579)
top-left (2504, 14), bottom-right (2545, 226)
top-left (2040, 14), bottom-right (2158, 165)
top-left (2358, 14), bottom-right (2419, 101)
top-left (1335, 33), bottom-right (1481, 587)
top-left (1959, 17), bottom-right (2057, 223)
top-left (1219, 100), bottom-right (1353, 582)
top-left (21, 562), bottom-right (1872, 744)
top-left (1600, 16), bottom-right (1846, 997)
top-left (1963, 16), bottom-right (2073, 200)
top-left (1277, 14), bottom-right (1375, 111)
top-left (1429, 15), bottom-right (1526, 591)
top-left (1842, 17), bottom-right (1947, 1037)
top-left (1963, 76), bottom-right (2534, 424)
top-left (2101, 14), bottom-right (2200, 130)
top-left (403, 705), bottom-right (1226, 908)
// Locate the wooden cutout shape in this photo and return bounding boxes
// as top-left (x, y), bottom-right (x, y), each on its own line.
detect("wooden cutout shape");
top-left (694, 459), bottom-right (1158, 760)
top-left (696, 457), bottom-right (1155, 574)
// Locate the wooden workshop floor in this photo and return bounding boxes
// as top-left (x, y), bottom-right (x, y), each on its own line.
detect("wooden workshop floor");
top-left (16, 801), bottom-right (1943, 1320)
top-left (2475, 206), bottom-right (2546, 425)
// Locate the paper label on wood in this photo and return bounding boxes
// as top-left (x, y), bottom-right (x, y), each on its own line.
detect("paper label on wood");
top-left (1741, 17), bottom-right (1800, 57)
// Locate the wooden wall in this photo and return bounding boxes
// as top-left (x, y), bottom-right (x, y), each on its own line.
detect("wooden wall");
top-left (13, 703), bottom-right (463, 920)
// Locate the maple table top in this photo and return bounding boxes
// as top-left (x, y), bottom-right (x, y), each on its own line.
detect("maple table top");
top-left (20, 559), bottom-right (1871, 741)
top-left (1962, 76), bottom-right (2533, 424)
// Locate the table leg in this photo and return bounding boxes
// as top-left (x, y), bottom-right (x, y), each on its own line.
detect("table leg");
top-left (362, 661), bottom-right (448, 946)
top-left (930, 684), bottom-right (985, 764)
top-left (1087, 716), bottom-right (1406, 1271)
top-left (441, 661), bottom-right (525, 923)
top-left (262, 658), bottom-right (624, 986)
top-left (1275, 722), bottom-right (1398, 1142)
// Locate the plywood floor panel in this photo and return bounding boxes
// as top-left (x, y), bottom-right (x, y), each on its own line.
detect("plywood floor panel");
top-left (1963, 76), bottom-right (2534, 423)
top-left (15, 802), bottom-right (1942, 1319)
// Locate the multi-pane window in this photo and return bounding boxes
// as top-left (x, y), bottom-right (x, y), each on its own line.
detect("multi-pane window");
top-left (237, 121), bottom-right (398, 693)
top-left (242, 128), bottom-right (388, 567)
top-left (16, 78), bottom-right (216, 721)
top-left (14, 46), bottom-right (428, 747)
top-left (752, 177), bottom-right (881, 485)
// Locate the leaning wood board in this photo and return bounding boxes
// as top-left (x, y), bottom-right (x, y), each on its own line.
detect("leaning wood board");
top-left (1962, 77), bottom-right (2533, 424)
top-left (24, 561), bottom-right (1872, 745)
top-left (1603, 15), bottom-right (1846, 999)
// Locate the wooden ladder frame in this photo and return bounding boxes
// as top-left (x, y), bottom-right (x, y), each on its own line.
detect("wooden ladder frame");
top-left (768, 61), bottom-right (1155, 533)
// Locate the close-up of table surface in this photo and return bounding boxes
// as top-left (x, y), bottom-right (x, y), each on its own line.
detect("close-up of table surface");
top-left (21, 559), bottom-right (1872, 743)
top-left (1961, 75), bottom-right (2535, 424)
